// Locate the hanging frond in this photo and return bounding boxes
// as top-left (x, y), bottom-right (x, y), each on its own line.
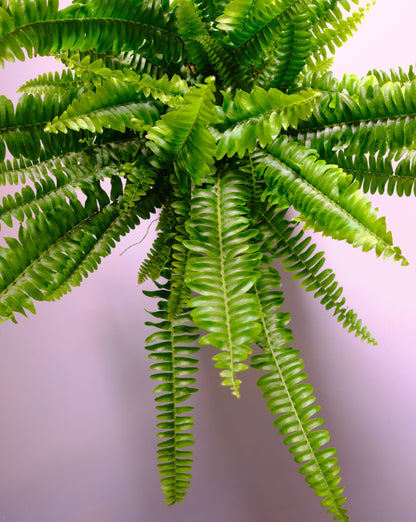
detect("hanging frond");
top-left (258, 12), bottom-right (312, 91)
top-left (44, 79), bottom-right (160, 135)
top-left (145, 277), bottom-right (199, 505)
top-left (254, 136), bottom-right (407, 264)
top-left (293, 74), bottom-right (416, 156)
top-left (252, 264), bottom-right (349, 521)
top-left (167, 189), bottom-right (192, 321)
top-left (0, 90), bottom-right (85, 162)
top-left (147, 79), bottom-right (218, 191)
top-left (0, 178), bottom-right (165, 321)
top-left (0, 136), bottom-right (143, 186)
top-left (258, 207), bottom-right (377, 344)
top-left (367, 64), bottom-right (416, 86)
top-left (138, 206), bottom-right (176, 283)
top-left (306, 2), bottom-right (371, 72)
top-left (329, 149), bottom-right (416, 198)
top-left (216, 87), bottom-right (320, 159)
top-left (17, 69), bottom-right (83, 96)
top-left (0, 165), bottom-right (121, 229)
top-left (174, 0), bottom-right (212, 73)
top-left (0, 0), bottom-right (184, 69)
top-left (184, 170), bottom-right (262, 397)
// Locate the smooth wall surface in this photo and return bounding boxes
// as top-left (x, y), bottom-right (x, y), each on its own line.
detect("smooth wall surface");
top-left (1, 1), bottom-right (416, 521)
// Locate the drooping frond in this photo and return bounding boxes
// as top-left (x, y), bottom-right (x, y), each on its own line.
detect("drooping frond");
top-left (254, 137), bottom-right (407, 264)
top-left (147, 79), bottom-right (218, 191)
top-left (167, 188), bottom-right (192, 321)
top-left (0, 0), bottom-right (184, 69)
top-left (138, 206), bottom-right (176, 284)
top-left (184, 169), bottom-right (262, 397)
top-left (60, 54), bottom-right (189, 106)
top-left (17, 69), bottom-right (83, 96)
top-left (60, 49), bottom-right (170, 79)
top-left (0, 177), bottom-right (165, 321)
top-left (328, 149), bottom-right (416, 198)
top-left (293, 74), bottom-right (416, 157)
top-left (44, 79), bottom-right (160, 135)
top-left (0, 136), bottom-right (143, 186)
top-left (174, 0), bottom-right (211, 73)
top-left (0, 91), bottom-right (84, 162)
top-left (258, 12), bottom-right (312, 91)
top-left (0, 164), bottom-right (120, 229)
top-left (251, 264), bottom-right (349, 521)
top-left (367, 64), bottom-right (416, 86)
top-left (194, 0), bottom-right (228, 24)
top-left (145, 277), bottom-right (199, 505)
top-left (305, 2), bottom-right (371, 73)
top-left (258, 207), bottom-right (377, 344)
top-left (216, 87), bottom-right (320, 159)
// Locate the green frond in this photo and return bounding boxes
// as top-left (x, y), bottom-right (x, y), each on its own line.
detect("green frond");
top-left (198, 34), bottom-right (249, 89)
top-left (252, 264), bottom-right (349, 522)
top-left (294, 74), bottom-right (416, 157)
top-left (138, 207), bottom-right (176, 284)
top-left (44, 79), bottom-right (160, 135)
top-left (194, 0), bottom-right (227, 24)
top-left (145, 277), bottom-right (199, 505)
top-left (167, 192), bottom-right (192, 321)
top-left (306, 2), bottom-right (371, 72)
top-left (215, 0), bottom-right (297, 50)
top-left (0, 136), bottom-right (143, 186)
top-left (258, 12), bottom-right (312, 91)
top-left (216, 87), bottom-right (320, 159)
top-left (0, 164), bottom-right (121, 229)
top-left (60, 54), bottom-right (189, 106)
top-left (0, 90), bottom-right (84, 162)
top-left (329, 149), bottom-right (416, 198)
top-left (17, 69), bottom-right (83, 96)
top-left (254, 136), bottom-right (407, 264)
top-left (60, 49), bottom-right (170, 79)
top-left (367, 64), bottom-right (416, 86)
top-left (0, 177), bottom-right (165, 321)
top-left (0, 0), bottom-right (184, 69)
top-left (258, 207), bottom-right (377, 344)
top-left (184, 169), bottom-right (262, 397)
top-left (174, 0), bottom-right (211, 73)
top-left (147, 79), bottom-right (218, 191)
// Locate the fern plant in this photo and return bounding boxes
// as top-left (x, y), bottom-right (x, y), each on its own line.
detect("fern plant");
top-left (0, 0), bottom-right (413, 519)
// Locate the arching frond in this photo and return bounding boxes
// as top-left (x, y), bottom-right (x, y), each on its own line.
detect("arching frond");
top-left (0, 0), bottom-right (184, 69)
top-left (138, 206), bottom-right (176, 283)
top-left (367, 64), bottom-right (416, 86)
top-left (0, 90), bottom-right (84, 162)
top-left (184, 170), bottom-right (262, 397)
top-left (254, 137), bottom-right (406, 264)
top-left (216, 87), bottom-right (320, 159)
top-left (17, 69), bottom-right (83, 96)
top-left (145, 277), bottom-right (199, 505)
top-left (45, 79), bottom-right (160, 135)
top-left (258, 12), bottom-right (312, 91)
top-left (306, 2), bottom-right (371, 72)
top-left (329, 149), bottom-right (416, 198)
top-left (0, 136), bottom-right (143, 186)
top-left (147, 79), bottom-right (218, 191)
top-left (252, 264), bottom-right (349, 522)
top-left (258, 207), bottom-right (377, 344)
top-left (0, 177), bottom-right (165, 321)
top-left (293, 74), bottom-right (416, 156)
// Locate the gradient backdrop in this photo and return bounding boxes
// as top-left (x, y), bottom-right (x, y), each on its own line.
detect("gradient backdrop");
top-left (0, 1), bottom-right (415, 521)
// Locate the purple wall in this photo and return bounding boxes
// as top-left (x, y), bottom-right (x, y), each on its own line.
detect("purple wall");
top-left (1, 1), bottom-right (416, 521)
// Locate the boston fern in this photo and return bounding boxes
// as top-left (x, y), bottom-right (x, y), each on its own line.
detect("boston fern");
top-left (0, 0), bottom-right (413, 519)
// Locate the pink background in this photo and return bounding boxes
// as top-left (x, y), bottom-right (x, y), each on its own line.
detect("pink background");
top-left (1, 1), bottom-right (415, 521)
